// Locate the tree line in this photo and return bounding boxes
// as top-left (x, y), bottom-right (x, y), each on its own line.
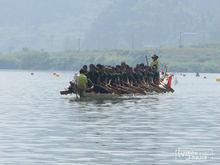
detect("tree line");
top-left (0, 46), bottom-right (220, 73)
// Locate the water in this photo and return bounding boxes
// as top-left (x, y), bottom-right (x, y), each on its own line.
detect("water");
top-left (0, 70), bottom-right (219, 165)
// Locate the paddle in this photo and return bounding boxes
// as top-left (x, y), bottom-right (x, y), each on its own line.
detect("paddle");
top-left (122, 81), bottom-right (147, 94)
top-left (60, 90), bottom-right (72, 95)
top-left (145, 55), bottom-right (149, 66)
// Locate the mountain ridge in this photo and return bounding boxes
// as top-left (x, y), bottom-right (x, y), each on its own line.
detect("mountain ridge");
top-left (84, 0), bottom-right (220, 49)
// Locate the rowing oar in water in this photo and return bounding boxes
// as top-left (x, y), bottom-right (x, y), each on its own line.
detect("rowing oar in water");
top-left (137, 81), bottom-right (152, 92)
top-left (98, 83), bottom-right (122, 95)
top-left (116, 84), bottom-right (139, 94)
top-left (106, 83), bottom-right (131, 95)
top-left (103, 80), bottom-right (132, 94)
top-left (122, 81), bottom-right (147, 95)
top-left (131, 80), bottom-right (153, 93)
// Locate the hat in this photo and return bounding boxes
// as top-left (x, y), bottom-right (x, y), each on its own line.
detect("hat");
top-left (151, 54), bottom-right (158, 59)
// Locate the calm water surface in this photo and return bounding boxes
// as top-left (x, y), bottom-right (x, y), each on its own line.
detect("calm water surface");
top-left (0, 70), bottom-right (219, 165)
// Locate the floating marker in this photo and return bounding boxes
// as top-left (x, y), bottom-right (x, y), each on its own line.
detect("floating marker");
top-left (52, 72), bottom-right (60, 77)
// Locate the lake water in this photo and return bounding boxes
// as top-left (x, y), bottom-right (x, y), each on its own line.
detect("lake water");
top-left (0, 70), bottom-right (219, 165)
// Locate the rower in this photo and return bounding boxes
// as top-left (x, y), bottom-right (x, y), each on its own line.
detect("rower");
top-left (150, 54), bottom-right (160, 85)
top-left (82, 65), bottom-right (88, 76)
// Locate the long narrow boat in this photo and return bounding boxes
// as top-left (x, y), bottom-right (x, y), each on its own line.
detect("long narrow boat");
top-left (60, 74), bottom-right (174, 99)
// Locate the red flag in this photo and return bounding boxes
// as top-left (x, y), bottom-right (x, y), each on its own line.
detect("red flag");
top-left (167, 75), bottom-right (173, 89)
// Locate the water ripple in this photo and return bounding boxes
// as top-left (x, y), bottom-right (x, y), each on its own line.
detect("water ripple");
top-left (0, 71), bottom-right (219, 164)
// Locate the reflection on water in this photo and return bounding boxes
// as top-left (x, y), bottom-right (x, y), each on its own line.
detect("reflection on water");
top-left (0, 70), bottom-right (219, 164)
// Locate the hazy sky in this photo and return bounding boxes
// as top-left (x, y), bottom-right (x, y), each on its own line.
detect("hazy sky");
top-left (0, 0), bottom-right (219, 51)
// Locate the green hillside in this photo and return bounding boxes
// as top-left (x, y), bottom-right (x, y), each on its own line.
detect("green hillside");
top-left (1, 45), bottom-right (220, 73)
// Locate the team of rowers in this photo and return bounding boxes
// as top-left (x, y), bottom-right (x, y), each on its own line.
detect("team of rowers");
top-left (60, 54), bottom-right (174, 97)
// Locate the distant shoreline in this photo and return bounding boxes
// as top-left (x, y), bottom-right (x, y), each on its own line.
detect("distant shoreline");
top-left (0, 46), bottom-right (220, 73)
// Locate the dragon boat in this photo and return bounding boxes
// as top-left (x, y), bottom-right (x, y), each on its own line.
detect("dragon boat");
top-left (60, 73), bottom-right (174, 99)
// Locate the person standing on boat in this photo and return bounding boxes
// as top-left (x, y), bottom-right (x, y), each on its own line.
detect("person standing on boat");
top-left (76, 69), bottom-right (89, 97)
top-left (150, 54), bottom-right (160, 85)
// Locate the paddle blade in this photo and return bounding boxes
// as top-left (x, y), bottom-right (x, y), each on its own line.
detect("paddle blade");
top-left (60, 90), bottom-right (72, 95)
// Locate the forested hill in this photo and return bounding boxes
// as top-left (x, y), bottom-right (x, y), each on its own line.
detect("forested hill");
top-left (84, 0), bottom-right (220, 49)
top-left (1, 45), bottom-right (220, 73)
